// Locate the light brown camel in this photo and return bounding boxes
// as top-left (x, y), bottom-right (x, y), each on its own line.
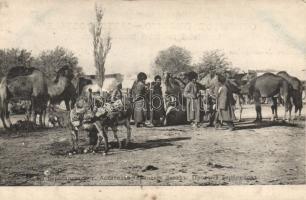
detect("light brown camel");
top-left (0, 66), bottom-right (48, 129)
top-left (0, 65), bottom-right (75, 129)
top-left (48, 69), bottom-right (76, 111)
top-left (242, 73), bottom-right (293, 122)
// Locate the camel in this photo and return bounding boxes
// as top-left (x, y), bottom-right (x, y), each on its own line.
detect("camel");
top-left (0, 66), bottom-right (49, 129)
top-left (163, 72), bottom-right (206, 125)
top-left (49, 81), bottom-right (77, 111)
top-left (47, 66), bottom-right (76, 117)
top-left (242, 73), bottom-right (293, 122)
top-left (199, 73), bottom-right (245, 121)
top-left (76, 76), bottom-right (93, 96)
top-left (0, 65), bottom-right (75, 129)
top-left (164, 72), bottom-right (186, 104)
top-left (276, 71), bottom-right (303, 119)
top-left (163, 72), bottom-right (188, 125)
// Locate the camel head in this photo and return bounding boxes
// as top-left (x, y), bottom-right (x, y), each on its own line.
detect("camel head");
top-left (56, 65), bottom-right (74, 81)
top-left (163, 71), bottom-right (171, 79)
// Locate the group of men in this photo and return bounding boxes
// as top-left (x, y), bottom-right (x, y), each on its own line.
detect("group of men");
top-left (122, 71), bottom-right (236, 131)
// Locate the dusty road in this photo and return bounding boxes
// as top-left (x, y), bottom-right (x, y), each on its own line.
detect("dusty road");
top-left (0, 104), bottom-right (305, 185)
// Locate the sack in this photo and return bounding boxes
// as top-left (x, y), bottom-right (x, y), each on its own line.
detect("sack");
top-left (83, 122), bottom-right (95, 130)
top-left (83, 110), bottom-right (95, 123)
top-left (95, 107), bottom-right (108, 118)
top-left (113, 100), bottom-right (124, 111)
top-left (71, 121), bottom-right (81, 127)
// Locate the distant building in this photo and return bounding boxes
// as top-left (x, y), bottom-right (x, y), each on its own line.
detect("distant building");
top-left (77, 73), bottom-right (124, 95)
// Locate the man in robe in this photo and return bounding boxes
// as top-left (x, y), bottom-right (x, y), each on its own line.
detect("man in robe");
top-left (150, 75), bottom-right (165, 126)
top-left (183, 71), bottom-right (201, 128)
top-left (215, 74), bottom-right (235, 131)
top-left (133, 72), bottom-right (148, 127)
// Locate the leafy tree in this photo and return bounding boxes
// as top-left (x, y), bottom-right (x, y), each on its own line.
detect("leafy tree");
top-left (90, 4), bottom-right (112, 90)
top-left (33, 46), bottom-right (79, 80)
top-left (153, 45), bottom-right (192, 76)
top-left (196, 50), bottom-right (232, 78)
top-left (0, 48), bottom-right (34, 79)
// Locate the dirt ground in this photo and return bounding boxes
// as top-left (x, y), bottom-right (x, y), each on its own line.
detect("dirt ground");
top-left (0, 104), bottom-right (305, 186)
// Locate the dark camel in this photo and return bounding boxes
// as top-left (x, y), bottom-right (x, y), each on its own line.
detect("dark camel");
top-left (163, 72), bottom-right (206, 125)
top-left (276, 71), bottom-right (303, 119)
top-left (163, 72), bottom-right (188, 125)
top-left (49, 81), bottom-right (77, 111)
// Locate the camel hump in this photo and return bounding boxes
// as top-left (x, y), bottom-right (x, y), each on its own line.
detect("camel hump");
top-left (6, 66), bottom-right (38, 80)
top-left (261, 72), bottom-right (277, 77)
top-left (277, 71), bottom-right (289, 75)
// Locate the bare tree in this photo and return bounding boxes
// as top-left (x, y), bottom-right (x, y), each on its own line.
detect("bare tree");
top-left (90, 4), bottom-right (112, 90)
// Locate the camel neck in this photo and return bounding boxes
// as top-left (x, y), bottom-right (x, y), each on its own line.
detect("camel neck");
top-left (48, 76), bottom-right (68, 97)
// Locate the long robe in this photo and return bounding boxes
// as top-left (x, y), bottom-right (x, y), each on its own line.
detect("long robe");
top-left (111, 89), bottom-right (122, 102)
top-left (216, 85), bottom-right (235, 122)
top-left (183, 81), bottom-right (200, 123)
top-left (151, 83), bottom-right (165, 125)
top-left (133, 81), bottom-right (147, 124)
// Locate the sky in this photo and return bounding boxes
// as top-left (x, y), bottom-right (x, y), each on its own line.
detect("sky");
top-left (0, 0), bottom-right (305, 79)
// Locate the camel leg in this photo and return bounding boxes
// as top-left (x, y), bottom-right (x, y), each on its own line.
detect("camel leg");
top-left (287, 99), bottom-right (292, 122)
top-left (283, 96), bottom-right (293, 122)
top-left (4, 102), bottom-right (12, 128)
top-left (298, 108), bottom-right (302, 119)
top-left (0, 100), bottom-right (9, 129)
top-left (31, 99), bottom-right (37, 125)
top-left (39, 111), bottom-right (43, 127)
top-left (32, 112), bottom-right (37, 125)
top-left (271, 97), bottom-right (278, 121)
top-left (254, 94), bottom-right (262, 122)
top-left (238, 95), bottom-right (243, 122)
top-left (111, 126), bottom-right (121, 149)
top-left (42, 109), bottom-right (47, 127)
top-left (65, 100), bottom-right (70, 111)
top-left (1, 111), bottom-right (8, 129)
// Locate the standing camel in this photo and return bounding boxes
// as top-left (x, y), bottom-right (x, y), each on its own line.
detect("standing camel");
top-left (0, 65), bottom-right (75, 129)
top-left (49, 81), bottom-right (77, 111)
top-left (0, 66), bottom-right (49, 129)
top-left (47, 66), bottom-right (76, 113)
top-left (276, 71), bottom-right (303, 119)
top-left (200, 73), bottom-right (245, 121)
top-left (242, 73), bottom-right (293, 122)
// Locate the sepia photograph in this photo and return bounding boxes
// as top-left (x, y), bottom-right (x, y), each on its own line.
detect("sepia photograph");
top-left (0, 0), bottom-right (305, 192)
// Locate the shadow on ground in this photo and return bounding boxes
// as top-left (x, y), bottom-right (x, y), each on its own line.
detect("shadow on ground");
top-left (125, 137), bottom-right (191, 151)
top-left (234, 119), bottom-right (299, 130)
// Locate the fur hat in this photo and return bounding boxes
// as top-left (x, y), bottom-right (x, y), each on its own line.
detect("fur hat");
top-left (217, 74), bottom-right (226, 84)
top-left (187, 71), bottom-right (198, 81)
top-left (154, 75), bottom-right (162, 81)
top-left (137, 72), bottom-right (147, 81)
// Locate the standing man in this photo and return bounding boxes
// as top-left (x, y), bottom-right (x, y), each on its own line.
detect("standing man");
top-left (88, 88), bottom-right (94, 111)
top-left (111, 83), bottom-right (123, 102)
top-left (183, 71), bottom-right (201, 128)
top-left (150, 75), bottom-right (165, 126)
top-left (133, 72), bottom-right (148, 127)
top-left (215, 74), bottom-right (235, 131)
